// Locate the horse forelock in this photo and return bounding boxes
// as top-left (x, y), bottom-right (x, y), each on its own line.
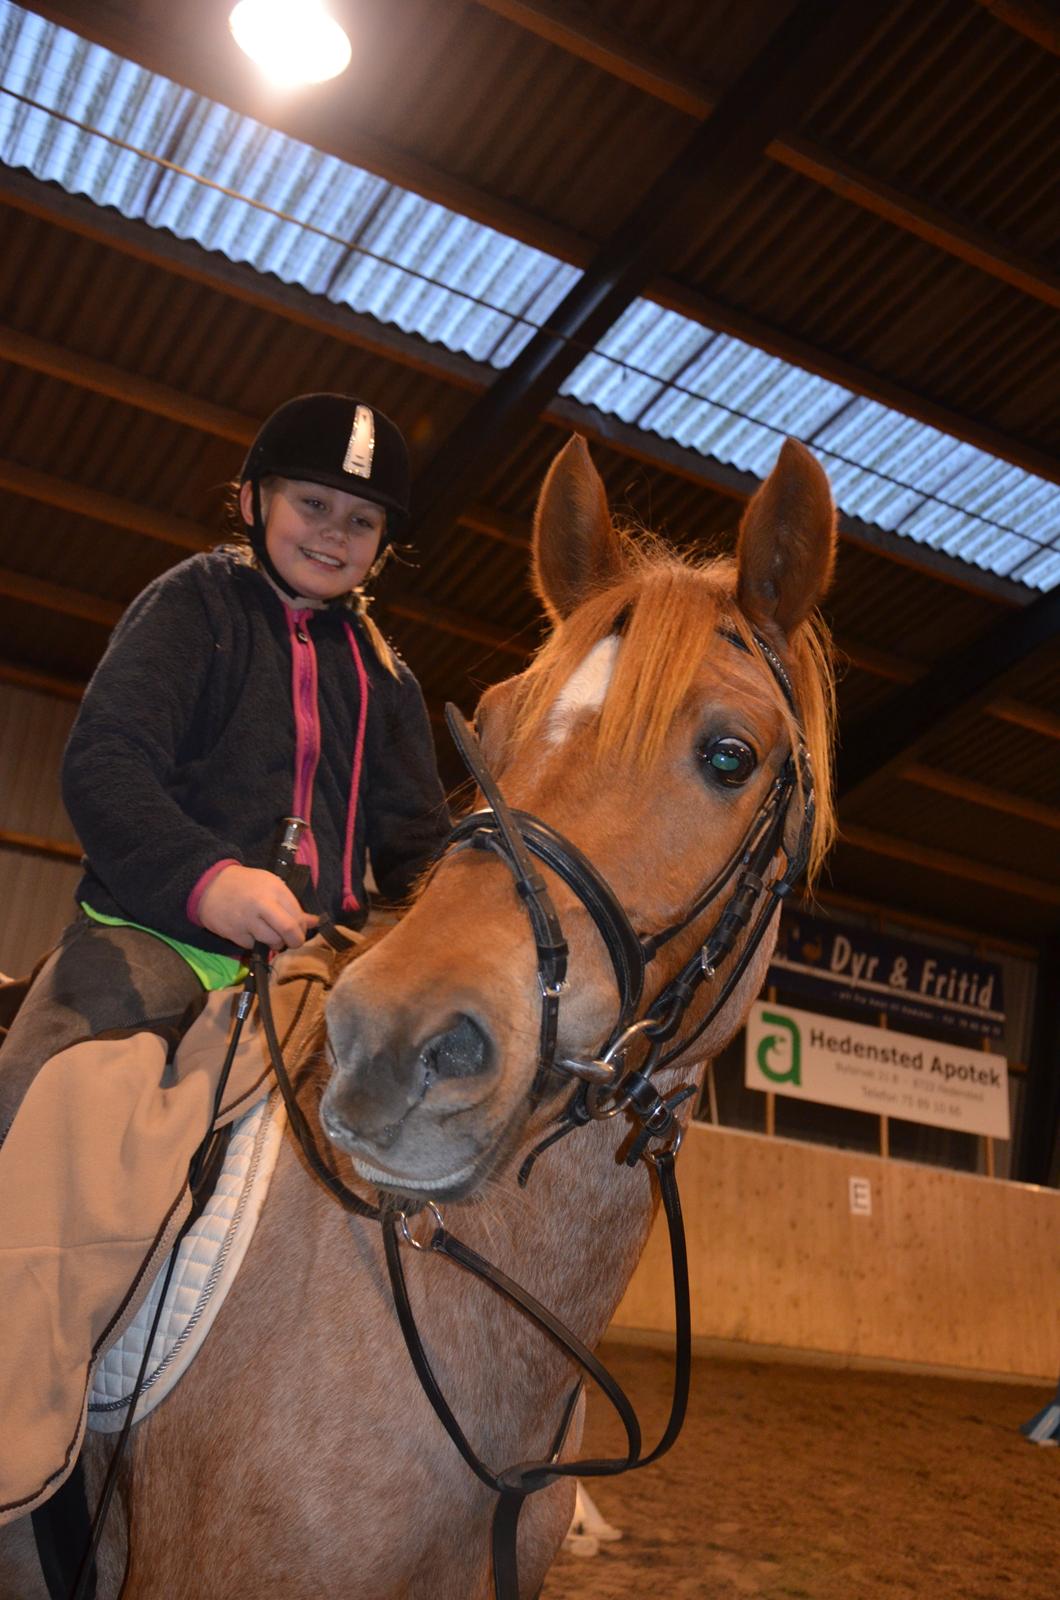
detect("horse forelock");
top-left (511, 544), bottom-right (836, 883)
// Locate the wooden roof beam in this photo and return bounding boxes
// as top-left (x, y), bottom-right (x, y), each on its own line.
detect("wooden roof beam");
top-left (0, 660), bottom-right (86, 701)
top-left (897, 763), bottom-right (1060, 831)
top-left (467, 0), bottom-right (722, 116)
top-left (0, 326), bottom-right (254, 444)
top-left (0, 169), bottom-right (488, 395)
top-left (769, 134), bottom-right (1060, 312)
top-left (842, 824), bottom-right (1060, 907)
top-left (837, 582), bottom-right (1060, 798)
top-left (0, 566), bottom-right (121, 628)
top-left (0, 460), bottom-right (206, 554)
top-left (973, 0), bottom-right (1060, 55)
top-left (473, 1), bottom-right (1060, 312)
top-left (985, 695), bottom-right (1060, 741)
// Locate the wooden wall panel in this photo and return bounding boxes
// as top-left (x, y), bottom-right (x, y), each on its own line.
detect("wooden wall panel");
top-left (613, 1124), bottom-right (1060, 1379)
top-left (0, 682), bottom-right (81, 975)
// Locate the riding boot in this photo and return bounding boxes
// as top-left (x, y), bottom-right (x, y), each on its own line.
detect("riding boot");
top-left (30, 1455), bottom-right (97, 1600)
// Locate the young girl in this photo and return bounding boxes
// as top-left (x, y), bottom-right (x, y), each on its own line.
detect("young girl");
top-left (0, 392), bottom-right (451, 1127)
top-left (0, 393), bottom-right (451, 1585)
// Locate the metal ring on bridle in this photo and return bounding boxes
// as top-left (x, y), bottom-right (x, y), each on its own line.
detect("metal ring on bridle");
top-left (396, 1202), bottom-right (445, 1250)
top-left (555, 1014), bottom-right (659, 1088)
top-left (644, 1123), bottom-right (684, 1163)
top-left (554, 1054), bottom-right (617, 1085)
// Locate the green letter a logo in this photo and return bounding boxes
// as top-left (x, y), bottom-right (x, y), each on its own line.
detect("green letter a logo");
top-left (756, 1011), bottom-right (801, 1084)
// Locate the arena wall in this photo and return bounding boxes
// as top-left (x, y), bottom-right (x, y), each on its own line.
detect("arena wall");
top-left (0, 683), bottom-right (81, 979)
top-left (612, 1121), bottom-right (1060, 1380)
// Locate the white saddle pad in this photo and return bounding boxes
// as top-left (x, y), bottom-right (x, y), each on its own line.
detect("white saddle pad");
top-left (87, 1090), bottom-right (286, 1431)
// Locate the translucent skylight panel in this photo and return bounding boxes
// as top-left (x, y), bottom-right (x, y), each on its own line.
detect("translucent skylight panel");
top-left (486, 259), bottom-right (581, 367)
top-left (938, 453), bottom-right (1053, 542)
top-left (558, 302), bottom-right (700, 420)
top-left (1013, 547), bottom-right (1060, 588)
top-left (897, 499), bottom-right (1038, 578)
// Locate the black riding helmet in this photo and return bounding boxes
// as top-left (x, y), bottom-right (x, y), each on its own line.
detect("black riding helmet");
top-left (240, 393), bottom-right (411, 600)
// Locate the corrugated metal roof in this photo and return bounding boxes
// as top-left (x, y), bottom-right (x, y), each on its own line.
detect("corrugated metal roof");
top-left (0, 0), bottom-right (1055, 590)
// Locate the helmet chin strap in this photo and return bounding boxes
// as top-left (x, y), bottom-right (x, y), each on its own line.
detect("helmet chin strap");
top-left (248, 477), bottom-right (303, 600)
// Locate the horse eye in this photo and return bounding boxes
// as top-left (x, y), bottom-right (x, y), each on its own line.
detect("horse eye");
top-left (700, 737), bottom-right (756, 787)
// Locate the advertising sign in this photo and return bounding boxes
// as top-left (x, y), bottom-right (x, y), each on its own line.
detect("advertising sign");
top-left (745, 1001), bottom-right (1010, 1139)
top-left (767, 911), bottom-right (1005, 1040)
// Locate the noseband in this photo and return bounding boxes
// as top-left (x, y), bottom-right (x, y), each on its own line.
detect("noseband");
top-left (443, 627), bottom-right (814, 1166)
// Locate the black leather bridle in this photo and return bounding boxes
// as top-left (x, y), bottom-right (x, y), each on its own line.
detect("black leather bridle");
top-left (443, 626), bottom-right (814, 1172)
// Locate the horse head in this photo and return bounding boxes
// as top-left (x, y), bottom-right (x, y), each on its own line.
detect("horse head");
top-left (322, 435), bottom-right (837, 1200)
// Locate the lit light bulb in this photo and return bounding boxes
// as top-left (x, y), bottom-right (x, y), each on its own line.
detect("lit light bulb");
top-left (229, 0), bottom-right (352, 87)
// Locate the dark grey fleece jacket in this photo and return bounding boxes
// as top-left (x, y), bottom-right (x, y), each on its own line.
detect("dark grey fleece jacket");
top-left (62, 550), bottom-right (451, 956)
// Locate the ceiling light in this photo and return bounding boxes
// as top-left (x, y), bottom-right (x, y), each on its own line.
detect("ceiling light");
top-left (229, 1), bottom-right (352, 87)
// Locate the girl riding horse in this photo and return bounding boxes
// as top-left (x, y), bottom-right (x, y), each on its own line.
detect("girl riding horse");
top-left (0, 394), bottom-right (450, 1594)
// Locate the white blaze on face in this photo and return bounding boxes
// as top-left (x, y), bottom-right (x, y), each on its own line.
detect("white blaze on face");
top-left (546, 635), bottom-right (620, 744)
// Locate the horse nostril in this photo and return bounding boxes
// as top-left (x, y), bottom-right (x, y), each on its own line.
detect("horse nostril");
top-left (417, 1013), bottom-right (492, 1082)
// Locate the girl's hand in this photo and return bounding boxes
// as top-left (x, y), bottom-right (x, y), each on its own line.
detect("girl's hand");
top-left (197, 864), bottom-right (317, 951)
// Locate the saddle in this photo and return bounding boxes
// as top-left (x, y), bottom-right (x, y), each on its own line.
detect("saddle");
top-left (87, 1089), bottom-right (287, 1431)
top-left (0, 932), bottom-right (347, 1527)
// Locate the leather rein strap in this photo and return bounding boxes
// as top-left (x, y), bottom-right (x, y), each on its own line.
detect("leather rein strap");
top-left (380, 1145), bottom-right (691, 1600)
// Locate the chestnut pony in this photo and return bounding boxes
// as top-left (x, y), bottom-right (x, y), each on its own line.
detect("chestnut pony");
top-left (2, 434), bottom-right (836, 1599)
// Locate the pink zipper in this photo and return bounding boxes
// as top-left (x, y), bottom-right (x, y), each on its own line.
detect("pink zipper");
top-left (340, 622), bottom-right (371, 913)
top-left (285, 607), bottom-right (321, 886)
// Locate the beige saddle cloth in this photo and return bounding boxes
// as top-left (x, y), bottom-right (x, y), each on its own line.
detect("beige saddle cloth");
top-left (0, 935), bottom-right (346, 1525)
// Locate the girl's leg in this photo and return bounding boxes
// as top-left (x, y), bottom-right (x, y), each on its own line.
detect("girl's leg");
top-left (0, 917), bottom-right (206, 1142)
top-left (2, 918), bottom-right (206, 1598)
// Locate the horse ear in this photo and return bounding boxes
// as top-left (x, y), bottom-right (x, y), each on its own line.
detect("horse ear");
top-left (736, 439), bottom-right (836, 638)
top-left (532, 435), bottom-right (626, 621)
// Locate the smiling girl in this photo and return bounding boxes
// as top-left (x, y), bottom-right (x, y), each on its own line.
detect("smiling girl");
top-left (1, 394), bottom-right (451, 1591)
top-left (1, 390), bottom-right (450, 1129)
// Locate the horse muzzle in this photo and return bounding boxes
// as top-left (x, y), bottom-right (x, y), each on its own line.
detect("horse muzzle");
top-left (320, 1001), bottom-right (504, 1195)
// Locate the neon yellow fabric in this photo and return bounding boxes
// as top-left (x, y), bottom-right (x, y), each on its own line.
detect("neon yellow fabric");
top-left (80, 903), bottom-right (246, 992)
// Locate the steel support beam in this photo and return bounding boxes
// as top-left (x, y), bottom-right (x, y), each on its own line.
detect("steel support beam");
top-left (412, 0), bottom-right (896, 544)
top-left (473, 1), bottom-right (1060, 311)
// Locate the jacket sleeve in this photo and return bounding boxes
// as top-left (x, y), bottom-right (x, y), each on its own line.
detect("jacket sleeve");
top-left (61, 561), bottom-right (248, 938)
top-left (363, 661), bottom-right (451, 903)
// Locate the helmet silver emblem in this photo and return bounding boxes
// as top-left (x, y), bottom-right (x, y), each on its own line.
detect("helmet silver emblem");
top-left (343, 405), bottom-right (376, 478)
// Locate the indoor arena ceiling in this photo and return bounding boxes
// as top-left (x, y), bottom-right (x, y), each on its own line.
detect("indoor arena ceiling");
top-left (0, 0), bottom-right (1058, 948)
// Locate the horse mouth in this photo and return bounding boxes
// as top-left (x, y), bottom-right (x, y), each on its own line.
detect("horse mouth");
top-left (319, 1096), bottom-right (521, 1202)
top-left (348, 1152), bottom-right (479, 1196)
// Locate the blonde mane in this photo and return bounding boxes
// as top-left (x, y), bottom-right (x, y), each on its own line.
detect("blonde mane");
top-left (512, 539), bottom-right (836, 884)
